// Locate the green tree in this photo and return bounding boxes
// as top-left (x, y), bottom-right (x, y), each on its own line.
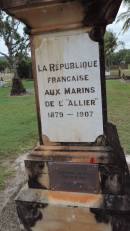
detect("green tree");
top-left (104, 31), bottom-right (118, 57)
top-left (117, 0), bottom-right (130, 32)
top-left (104, 30), bottom-right (124, 75)
top-left (0, 10), bottom-right (30, 95)
top-left (104, 31), bottom-right (118, 71)
top-left (0, 58), bottom-right (9, 72)
top-left (111, 49), bottom-right (130, 65)
top-left (0, 11), bottom-right (29, 69)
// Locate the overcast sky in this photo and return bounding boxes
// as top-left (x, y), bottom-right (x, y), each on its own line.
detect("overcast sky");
top-left (0, 2), bottom-right (130, 55)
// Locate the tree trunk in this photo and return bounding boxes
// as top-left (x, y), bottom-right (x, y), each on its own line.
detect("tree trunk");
top-left (10, 70), bottom-right (26, 96)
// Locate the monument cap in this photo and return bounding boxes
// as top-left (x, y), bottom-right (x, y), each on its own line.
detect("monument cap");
top-left (0, 0), bottom-right (122, 30)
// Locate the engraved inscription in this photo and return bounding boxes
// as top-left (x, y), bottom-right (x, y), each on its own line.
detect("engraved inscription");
top-left (48, 162), bottom-right (100, 193)
top-left (35, 30), bottom-right (103, 142)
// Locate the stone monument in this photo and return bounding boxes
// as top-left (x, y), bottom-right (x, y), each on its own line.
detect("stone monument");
top-left (1, 1), bottom-right (130, 230)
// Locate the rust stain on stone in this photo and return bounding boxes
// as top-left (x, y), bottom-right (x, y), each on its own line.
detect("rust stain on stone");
top-left (34, 36), bottom-right (43, 49)
top-left (48, 191), bottom-right (102, 204)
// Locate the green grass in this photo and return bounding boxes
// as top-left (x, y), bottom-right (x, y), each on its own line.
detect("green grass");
top-left (0, 80), bottom-right (38, 189)
top-left (0, 79), bottom-right (130, 189)
top-left (0, 80), bottom-right (38, 158)
top-left (106, 80), bottom-right (130, 154)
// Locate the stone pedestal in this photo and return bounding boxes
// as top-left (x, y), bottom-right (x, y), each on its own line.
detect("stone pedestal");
top-left (16, 129), bottom-right (130, 230)
top-left (1, 1), bottom-right (130, 231)
top-left (16, 187), bottom-right (130, 231)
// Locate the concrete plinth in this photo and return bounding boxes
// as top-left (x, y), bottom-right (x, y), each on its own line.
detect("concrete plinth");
top-left (16, 186), bottom-right (130, 231)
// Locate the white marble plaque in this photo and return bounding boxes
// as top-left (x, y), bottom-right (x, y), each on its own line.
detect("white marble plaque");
top-left (35, 30), bottom-right (103, 142)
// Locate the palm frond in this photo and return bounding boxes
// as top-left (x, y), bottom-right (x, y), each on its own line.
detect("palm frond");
top-left (117, 6), bottom-right (130, 32)
top-left (122, 18), bottom-right (130, 32)
top-left (124, 0), bottom-right (130, 3)
top-left (123, 0), bottom-right (130, 6)
top-left (117, 8), bottom-right (130, 21)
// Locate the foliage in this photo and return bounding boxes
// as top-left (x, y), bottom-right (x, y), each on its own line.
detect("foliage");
top-left (0, 10), bottom-right (30, 69)
top-left (111, 49), bottom-right (130, 65)
top-left (0, 58), bottom-right (9, 72)
top-left (117, 8), bottom-right (130, 32)
top-left (104, 31), bottom-right (118, 57)
top-left (0, 10), bottom-right (31, 95)
top-left (104, 31), bottom-right (124, 71)
top-left (124, 0), bottom-right (130, 2)
top-left (104, 30), bottom-right (123, 70)
top-left (117, 0), bottom-right (130, 32)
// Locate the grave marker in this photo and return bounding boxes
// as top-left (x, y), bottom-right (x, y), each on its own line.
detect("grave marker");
top-left (35, 31), bottom-right (103, 143)
top-left (1, 1), bottom-right (130, 231)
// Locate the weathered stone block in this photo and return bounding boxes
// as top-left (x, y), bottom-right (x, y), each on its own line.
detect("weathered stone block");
top-left (16, 187), bottom-right (130, 231)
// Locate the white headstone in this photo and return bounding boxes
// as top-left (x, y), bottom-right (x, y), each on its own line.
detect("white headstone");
top-left (35, 29), bottom-right (103, 142)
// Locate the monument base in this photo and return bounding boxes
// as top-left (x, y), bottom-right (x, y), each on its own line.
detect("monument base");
top-left (16, 123), bottom-right (130, 231)
top-left (24, 144), bottom-right (129, 195)
top-left (16, 186), bottom-right (130, 231)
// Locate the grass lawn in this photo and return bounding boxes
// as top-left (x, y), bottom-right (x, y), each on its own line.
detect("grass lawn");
top-left (106, 80), bottom-right (130, 154)
top-left (0, 79), bottom-right (130, 189)
top-left (0, 80), bottom-right (38, 189)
